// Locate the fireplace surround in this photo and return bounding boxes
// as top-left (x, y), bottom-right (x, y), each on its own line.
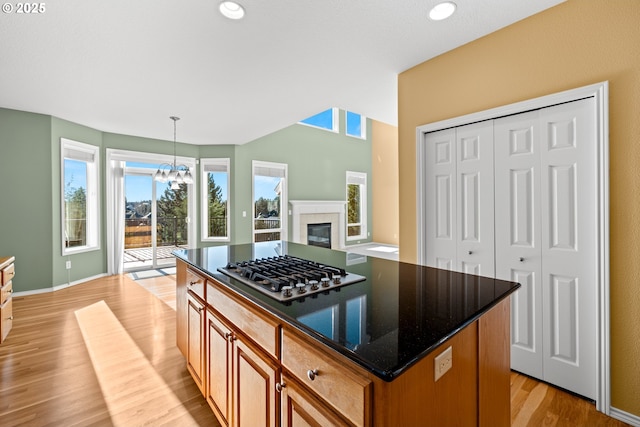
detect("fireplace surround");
top-left (289, 200), bottom-right (346, 249)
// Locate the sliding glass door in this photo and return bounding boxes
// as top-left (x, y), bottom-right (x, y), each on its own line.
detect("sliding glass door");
top-left (124, 163), bottom-right (189, 271)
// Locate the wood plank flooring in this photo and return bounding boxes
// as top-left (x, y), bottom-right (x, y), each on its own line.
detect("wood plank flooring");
top-left (1, 273), bottom-right (630, 427)
top-left (0, 274), bottom-right (219, 426)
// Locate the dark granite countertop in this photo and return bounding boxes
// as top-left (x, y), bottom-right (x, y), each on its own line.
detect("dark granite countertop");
top-left (174, 241), bottom-right (520, 382)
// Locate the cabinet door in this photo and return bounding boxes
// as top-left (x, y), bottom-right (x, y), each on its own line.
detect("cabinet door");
top-left (280, 374), bottom-right (348, 427)
top-left (232, 335), bottom-right (279, 427)
top-left (207, 309), bottom-right (233, 426)
top-left (187, 293), bottom-right (206, 395)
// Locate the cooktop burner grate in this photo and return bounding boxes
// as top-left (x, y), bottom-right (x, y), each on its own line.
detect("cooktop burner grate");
top-left (217, 255), bottom-right (366, 302)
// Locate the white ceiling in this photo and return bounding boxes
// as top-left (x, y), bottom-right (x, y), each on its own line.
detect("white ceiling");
top-left (0, 0), bottom-right (564, 145)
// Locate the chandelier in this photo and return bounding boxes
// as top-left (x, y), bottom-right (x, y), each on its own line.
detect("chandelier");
top-left (154, 116), bottom-right (193, 189)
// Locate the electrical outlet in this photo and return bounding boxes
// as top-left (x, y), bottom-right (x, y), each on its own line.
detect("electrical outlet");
top-left (434, 346), bottom-right (452, 382)
top-left (66, 260), bottom-right (71, 270)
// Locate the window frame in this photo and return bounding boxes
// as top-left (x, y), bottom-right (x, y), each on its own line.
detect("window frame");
top-left (346, 171), bottom-right (367, 241)
top-left (61, 138), bottom-right (101, 255)
top-left (201, 158), bottom-right (231, 242)
top-left (252, 160), bottom-right (288, 243)
top-left (298, 108), bottom-right (339, 133)
top-left (345, 111), bottom-right (367, 139)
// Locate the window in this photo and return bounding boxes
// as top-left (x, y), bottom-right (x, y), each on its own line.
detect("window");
top-left (61, 138), bottom-right (100, 254)
top-left (298, 108), bottom-right (338, 132)
top-left (201, 158), bottom-right (230, 241)
top-left (253, 161), bottom-right (287, 243)
top-left (346, 171), bottom-right (367, 240)
top-left (346, 111), bottom-right (366, 139)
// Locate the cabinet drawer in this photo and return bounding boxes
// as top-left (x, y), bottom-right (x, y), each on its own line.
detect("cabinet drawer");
top-left (186, 268), bottom-right (206, 301)
top-left (282, 328), bottom-right (371, 427)
top-left (1, 280), bottom-right (12, 306)
top-left (2, 262), bottom-right (15, 286)
top-left (207, 281), bottom-right (279, 358)
top-left (1, 296), bottom-right (12, 342)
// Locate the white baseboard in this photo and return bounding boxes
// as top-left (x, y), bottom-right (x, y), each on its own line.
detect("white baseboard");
top-left (610, 407), bottom-right (640, 427)
top-left (12, 273), bottom-right (109, 297)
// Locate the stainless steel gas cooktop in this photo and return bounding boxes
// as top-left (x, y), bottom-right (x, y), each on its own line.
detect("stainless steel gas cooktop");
top-left (217, 255), bottom-right (366, 302)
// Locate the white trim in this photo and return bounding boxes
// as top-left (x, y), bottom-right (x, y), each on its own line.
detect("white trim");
top-left (201, 158), bottom-right (231, 242)
top-left (609, 407), bottom-right (640, 427)
top-left (61, 138), bottom-right (101, 256)
top-left (346, 170), bottom-right (368, 241)
top-left (11, 273), bottom-right (109, 297)
top-left (415, 81), bottom-right (610, 415)
top-left (252, 160), bottom-right (288, 242)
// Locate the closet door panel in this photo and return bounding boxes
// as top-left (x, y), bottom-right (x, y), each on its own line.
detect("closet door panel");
top-left (425, 128), bottom-right (457, 269)
top-left (540, 98), bottom-right (597, 400)
top-left (494, 111), bottom-right (543, 378)
top-left (456, 121), bottom-right (494, 277)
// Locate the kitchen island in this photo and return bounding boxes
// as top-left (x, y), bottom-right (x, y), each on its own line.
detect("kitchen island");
top-left (174, 241), bottom-right (520, 427)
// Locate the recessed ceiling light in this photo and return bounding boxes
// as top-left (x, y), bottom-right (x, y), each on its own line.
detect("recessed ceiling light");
top-left (429, 1), bottom-right (456, 21)
top-left (219, 1), bottom-right (245, 20)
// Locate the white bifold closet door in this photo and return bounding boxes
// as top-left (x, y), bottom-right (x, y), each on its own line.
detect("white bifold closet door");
top-left (425, 121), bottom-right (495, 277)
top-left (495, 98), bottom-right (597, 400)
top-left (425, 97), bottom-right (597, 400)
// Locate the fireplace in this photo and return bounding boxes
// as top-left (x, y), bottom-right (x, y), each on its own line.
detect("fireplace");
top-left (307, 223), bottom-right (331, 249)
top-left (289, 200), bottom-right (346, 250)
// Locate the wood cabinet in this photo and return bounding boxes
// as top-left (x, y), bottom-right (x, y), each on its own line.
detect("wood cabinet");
top-left (280, 373), bottom-right (350, 427)
top-left (205, 286), bottom-right (279, 427)
top-left (176, 258), bottom-right (512, 427)
top-left (187, 292), bottom-right (206, 395)
top-left (1, 256), bottom-right (15, 344)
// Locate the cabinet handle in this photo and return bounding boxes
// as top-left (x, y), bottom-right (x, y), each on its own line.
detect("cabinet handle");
top-left (8, 316), bottom-right (13, 320)
top-left (225, 332), bottom-right (235, 343)
top-left (198, 306), bottom-right (204, 313)
top-left (189, 281), bottom-right (197, 286)
top-left (519, 257), bottom-right (525, 262)
top-left (468, 251), bottom-right (473, 255)
top-left (307, 369), bottom-right (319, 381)
top-left (275, 382), bottom-right (286, 393)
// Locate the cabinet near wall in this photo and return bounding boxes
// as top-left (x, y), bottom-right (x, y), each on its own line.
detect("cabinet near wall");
top-left (176, 257), bottom-right (512, 427)
top-left (1, 256), bottom-right (15, 343)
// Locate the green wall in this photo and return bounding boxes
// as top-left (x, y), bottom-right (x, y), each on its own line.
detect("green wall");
top-left (0, 107), bottom-right (372, 293)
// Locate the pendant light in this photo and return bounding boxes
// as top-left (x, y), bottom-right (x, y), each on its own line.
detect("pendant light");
top-left (154, 116), bottom-right (193, 188)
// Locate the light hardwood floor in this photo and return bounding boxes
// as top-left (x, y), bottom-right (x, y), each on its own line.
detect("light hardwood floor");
top-left (0, 274), bottom-right (219, 427)
top-left (1, 273), bottom-right (630, 427)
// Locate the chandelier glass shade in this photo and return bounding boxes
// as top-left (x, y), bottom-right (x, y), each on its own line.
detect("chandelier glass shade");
top-left (154, 116), bottom-right (193, 189)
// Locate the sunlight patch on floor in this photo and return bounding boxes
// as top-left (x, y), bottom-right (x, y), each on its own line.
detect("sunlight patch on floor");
top-left (75, 300), bottom-right (196, 426)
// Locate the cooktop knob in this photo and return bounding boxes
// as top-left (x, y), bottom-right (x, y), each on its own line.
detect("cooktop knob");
top-left (296, 283), bottom-right (306, 294)
top-left (332, 274), bottom-right (341, 285)
top-left (320, 277), bottom-right (331, 288)
top-left (282, 286), bottom-right (293, 297)
top-left (309, 280), bottom-right (319, 290)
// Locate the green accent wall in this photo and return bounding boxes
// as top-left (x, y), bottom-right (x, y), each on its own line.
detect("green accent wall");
top-left (0, 107), bottom-right (372, 293)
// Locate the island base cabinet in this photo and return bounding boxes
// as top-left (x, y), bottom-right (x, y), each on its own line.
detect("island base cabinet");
top-left (280, 374), bottom-right (350, 427)
top-left (205, 304), bottom-right (280, 427)
top-left (0, 256), bottom-right (15, 344)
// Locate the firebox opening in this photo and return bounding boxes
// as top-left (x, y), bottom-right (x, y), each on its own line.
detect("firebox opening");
top-left (307, 223), bottom-right (332, 249)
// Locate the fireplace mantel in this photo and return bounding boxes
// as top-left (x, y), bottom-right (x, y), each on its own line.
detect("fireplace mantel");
top-left (289, 200), bottom-right (346, 249)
